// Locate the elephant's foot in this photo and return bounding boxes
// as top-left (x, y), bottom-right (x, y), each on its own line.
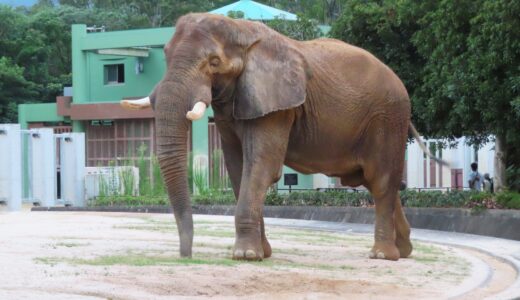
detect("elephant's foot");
top-left (369, 241), bottom-right (400, 261)
top-left (395, 235), bottom-right (413, 258)
top-left (262, 237), bottom-right (272, 259)
top-left (232, 238), bottom-right (264, 261)
top-left (232, 221), bottom-right (264, 261)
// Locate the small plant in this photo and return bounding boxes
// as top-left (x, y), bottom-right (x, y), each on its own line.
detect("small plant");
top-left (465, 192), bottom-right (499, 214)
top-left (193, 163), bottom-right (209, 196)
top-left (496, 191), bottom-right (520, 209)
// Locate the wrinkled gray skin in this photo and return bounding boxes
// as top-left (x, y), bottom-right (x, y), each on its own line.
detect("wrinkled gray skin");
top-left (146, 13), bottom-right (416, 261)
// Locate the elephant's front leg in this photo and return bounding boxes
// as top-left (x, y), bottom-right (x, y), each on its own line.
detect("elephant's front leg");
top-left (232, 111), bottom-right (293, 260)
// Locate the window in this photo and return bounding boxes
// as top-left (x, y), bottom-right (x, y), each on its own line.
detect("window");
top-left (104, 64), bottom-right (125, 85)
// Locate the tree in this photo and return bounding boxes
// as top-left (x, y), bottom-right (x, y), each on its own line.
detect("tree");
top-left (331, 0), bottom-right (520, 191)
top-left (0, 57), bottom-right (38, 123)
top-left (413, 0), bottom-right (520, 191)
top-left (267, 15), bottom-right (322, 41)
top-left (331, 0), bottom-right (431, 109)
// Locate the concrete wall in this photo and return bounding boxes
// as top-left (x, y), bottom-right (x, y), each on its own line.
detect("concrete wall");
top-left (34, 205), bottom-right (520, 241)
top-left (191, 205), bottom-right (520, 241)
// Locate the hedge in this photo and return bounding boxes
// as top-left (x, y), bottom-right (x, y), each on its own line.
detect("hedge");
top-left (91, 190), bottom-right (520, 210)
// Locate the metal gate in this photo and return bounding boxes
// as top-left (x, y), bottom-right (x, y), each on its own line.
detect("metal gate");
top-left (1, 126), bottom-right (86, 210)
top-left (0, 124), bottom-right (22, 211)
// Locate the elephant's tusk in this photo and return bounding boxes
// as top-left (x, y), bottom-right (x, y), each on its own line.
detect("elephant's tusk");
top-left (186, 101), bottom-right (207, 121)
top-left (120, 97), bottom-right (151, 110)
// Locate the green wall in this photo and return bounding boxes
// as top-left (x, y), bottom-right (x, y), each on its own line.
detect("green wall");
top-left (86, 48), bottom-right (166, 102)
top-left (18, 103), bottom-right (67, 129)
top-left (72, 24), bottom-right (174, 104)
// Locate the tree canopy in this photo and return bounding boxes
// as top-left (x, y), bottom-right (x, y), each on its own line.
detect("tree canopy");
top-left (331, 0), bottom-right (519, 190)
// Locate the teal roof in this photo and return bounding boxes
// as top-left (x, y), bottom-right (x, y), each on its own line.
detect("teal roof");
top-left (210, 0), bottom-right (297, 21)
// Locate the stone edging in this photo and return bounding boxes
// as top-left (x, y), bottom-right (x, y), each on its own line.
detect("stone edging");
top-left (32, 205), bottom-right (520, 241)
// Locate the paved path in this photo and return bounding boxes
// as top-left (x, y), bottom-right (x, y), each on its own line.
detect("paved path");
top-left (262, 217), bottom-right (520, 299)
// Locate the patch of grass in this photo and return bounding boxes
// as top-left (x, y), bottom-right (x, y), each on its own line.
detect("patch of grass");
top-left (54, 242), bottom-right (90, 248)
top-left (70, 254), bottom-right (240, 267)
top-left (413, 243), bottom-right (444, 256)
top-left (34, 257), bottom-right (61, 266)
top-left (113, 224), bottom-right (175, 233)
top-left (193, 242), bottom-right (231, 250)
top-left (194, 228), bottom-right (235, 238)
top-left (413, 256), bottom-right (440, 264)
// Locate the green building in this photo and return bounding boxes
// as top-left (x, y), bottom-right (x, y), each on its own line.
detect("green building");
top-left (18, 1), bottom-right (336, 191)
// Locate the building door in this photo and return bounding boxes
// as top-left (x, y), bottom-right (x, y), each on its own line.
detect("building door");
top-left (451, 169), bottom-right (463, 189)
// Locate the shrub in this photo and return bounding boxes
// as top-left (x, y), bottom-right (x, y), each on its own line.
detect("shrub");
top-left (496, 191), bottom-right (520, 209)
top-left (401, 190), bottom-right (471, 208)
top-left (92, 196), bottom-right (168, 207)
top-left (192, 191), bottom-right (235, 205)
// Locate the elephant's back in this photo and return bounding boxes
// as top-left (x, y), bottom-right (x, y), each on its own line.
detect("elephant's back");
top-left (300, 38), bottom-right (409, 106)
top-left (284, 38), bottom-right (411, 174)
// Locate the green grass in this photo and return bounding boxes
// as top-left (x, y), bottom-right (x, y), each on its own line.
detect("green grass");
top-left (113, 224), bottom-right (176, 233)
top-left (69, 255), bottom-right (240, 267)
top-left (34, 257), bottom-right (61, 266)
top-left (54, 242), bottom-right (90, 248)
top-left (194, 228), bottom-right (235, 238)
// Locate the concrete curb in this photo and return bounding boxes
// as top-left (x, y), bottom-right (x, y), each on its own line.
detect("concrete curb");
top-left (32, 205), bottom-right (520, 241)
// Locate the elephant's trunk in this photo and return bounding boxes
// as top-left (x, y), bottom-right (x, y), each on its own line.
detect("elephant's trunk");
top-left (155, 85), bottom-right (193, 258)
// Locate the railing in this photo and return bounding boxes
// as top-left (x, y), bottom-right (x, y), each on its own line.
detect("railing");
top-left (277, 187), bottom-right (473, 193)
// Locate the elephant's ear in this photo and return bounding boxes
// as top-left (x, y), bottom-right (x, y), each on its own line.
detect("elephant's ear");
top-left (233, 37), bottom-right (309, 120)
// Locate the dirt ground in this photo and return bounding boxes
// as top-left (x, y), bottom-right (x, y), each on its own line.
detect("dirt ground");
top-left (0, 212), bottom-right (477, 299)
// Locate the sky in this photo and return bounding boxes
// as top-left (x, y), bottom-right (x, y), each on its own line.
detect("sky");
top-left (0, 0), bottom-right (38, 6)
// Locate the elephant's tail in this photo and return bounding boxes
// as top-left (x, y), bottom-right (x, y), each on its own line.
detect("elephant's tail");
top-left (409, 123), bottom-right (450, 167)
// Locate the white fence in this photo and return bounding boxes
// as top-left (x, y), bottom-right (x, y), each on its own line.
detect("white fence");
top-left (0, 125), bottom-right (86, 211)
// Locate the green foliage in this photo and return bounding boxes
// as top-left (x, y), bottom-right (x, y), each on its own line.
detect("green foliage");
top-left (265, 190), bottom-right (373, 206)
top-left (266, 15), bottom-right (322, 41)
top-left (331, 0), bottom-right (520, 190)
top-left (0, 56), bottom-right (38, 122)
top-left (507, 165), bottom-right (520, 192)
top-left (465, 192), bottom-right (500, 214)
top-left (192, 192), bottom-right (235, 205)
top-left (401, 190), bottom-right (470, 208)
top-left (226, 10), bottom-right (244, 19)
top-left (192, 163), bottom-right (209, 196)
top-left (93, 195), bottom-right (168, 206)
top-left (496, 191), bottom-right (520, 209)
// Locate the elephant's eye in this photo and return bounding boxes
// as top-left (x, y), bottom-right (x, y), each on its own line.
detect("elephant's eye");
top-left (209, 57), bottom-right (221, 67)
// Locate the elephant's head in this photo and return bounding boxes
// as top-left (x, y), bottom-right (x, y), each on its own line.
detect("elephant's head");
top-left (122, 13), bottom-right (310, 257)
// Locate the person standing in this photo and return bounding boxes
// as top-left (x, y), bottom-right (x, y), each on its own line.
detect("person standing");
top-left (483, 173), bottom-right (494, 193)
top-left (468, 162), bottom-right (484, 191)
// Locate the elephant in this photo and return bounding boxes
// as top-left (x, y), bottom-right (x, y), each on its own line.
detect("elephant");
top-left (121, 13), bottom-right (443, 261)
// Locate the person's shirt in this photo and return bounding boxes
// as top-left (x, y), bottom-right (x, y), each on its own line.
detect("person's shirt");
top-left (483, 180), bottom-right (492, 193)
top-left (469, 171), bottom-right (484, 191)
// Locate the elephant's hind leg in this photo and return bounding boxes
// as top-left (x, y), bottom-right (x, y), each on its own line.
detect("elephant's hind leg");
top-left (394, 195), bottom-right (412, 258)
top-left (361, 127), bottom-right (407, 260)
top-left (368, 186), bottom-right (401, 261)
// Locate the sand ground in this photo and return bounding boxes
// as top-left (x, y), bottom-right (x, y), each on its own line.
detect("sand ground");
top-left (0, 212), bottom-right (510, 299)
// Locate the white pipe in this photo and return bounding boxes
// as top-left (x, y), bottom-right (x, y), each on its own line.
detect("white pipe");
top-left (120, 97), bottom-right (150, 110)
top-left (186, 101), bottom-right (207, 121)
